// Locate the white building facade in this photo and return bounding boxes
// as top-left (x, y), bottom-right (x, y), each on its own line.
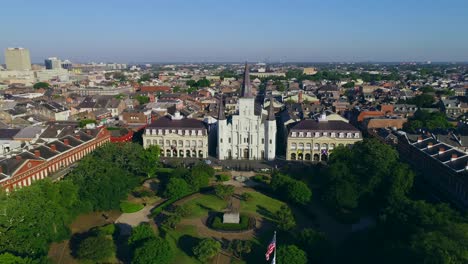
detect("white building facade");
top-left (217, 64), bottom-right (276, 160)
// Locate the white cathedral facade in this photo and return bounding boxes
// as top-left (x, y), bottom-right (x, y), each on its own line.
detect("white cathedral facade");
top-left (217, 64), bottom-right (276, 160)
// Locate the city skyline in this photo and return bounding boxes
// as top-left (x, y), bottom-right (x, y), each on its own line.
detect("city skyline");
top-left (1, 0), bottom-right (468, 63)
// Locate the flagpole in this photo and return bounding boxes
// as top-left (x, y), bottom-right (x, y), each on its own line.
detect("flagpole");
top-left (272, 231), bottom-right (277, 264)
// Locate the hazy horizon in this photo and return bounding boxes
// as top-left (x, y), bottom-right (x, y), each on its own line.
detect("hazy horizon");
top-left (2, 0), bottom-right (468, 63)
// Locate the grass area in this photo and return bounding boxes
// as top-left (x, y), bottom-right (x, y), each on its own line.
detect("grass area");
top-left (119, 201), bottom-right (144, 213)
top-left (163, 225), bottom-right (201, 264)
top-left (239, 191), bottom-right (285, 221)
top-left (159, 190), bottom-right (287, 263)
top-left (182, 194), bottom-right (228, 218)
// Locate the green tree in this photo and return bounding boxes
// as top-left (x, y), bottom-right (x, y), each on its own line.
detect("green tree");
top-left (276, 205), bottom-right (296, 231)
top-left (133, 237), bottom-right (173, 264)
top-left (33, 82), bottom-right (50, 89)
top-left (196, 78), bottom-right (211, 87)
top-left (76, 236), bottom-right (115, 262)
top-left (193, 238), bottom-right (221, 263)
top-left (161, 214), bottom-right (181, 230)
top-left (163, 178), bottom-right (191, 199)
top-left (185, 162), bottom-right (213, 191)
top-left (186, 79), bottom-right (197, 87)
top-left (214, 184), bottom-right (235, 200)
top-left (285, 180), bottom-right (312, 205)
top-left (0, 253), bottom-right (34, 264)
top-left (228, 240), bottom-right (252, 258)
top-left (173, 204), bottom-right (191, 217)
top-left (138, 73), bottom-right (152, 83)
top-left (277, 245), bottom-right (308, 264)
top-left (296, 229), bottom-right (333, 263)
top-left (343, 82), bottom-right (355, 88)
top-left (128, 223), bottom-right (156, 249)
top-left (135, 95), bottom-right (150, 105)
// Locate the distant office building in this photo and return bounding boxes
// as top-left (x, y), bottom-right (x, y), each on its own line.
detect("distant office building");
top-left (45, 57), bottom-right (62, 70)
top-left (5, 48), bottom-right (31, 71)
top-left (61, 60), bottom-right (73, 70)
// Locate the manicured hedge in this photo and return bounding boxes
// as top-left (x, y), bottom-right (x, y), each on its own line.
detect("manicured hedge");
top-left (210, 214), bottom-right (254, 231)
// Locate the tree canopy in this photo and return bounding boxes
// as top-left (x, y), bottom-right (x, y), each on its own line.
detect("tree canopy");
top-left (277, 245), bottom-right (308, 264)
top-left (324, 139), bottom-right (414, 212)
top-left (33, 82), bottom-right (50, 89)
top-left (133, 237), bottom-right (173, 264)
top-left (193, 238), bottom-right (221, 262)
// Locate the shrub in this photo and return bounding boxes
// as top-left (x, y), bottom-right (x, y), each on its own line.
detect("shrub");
top-left (252, 175), bottom-right (269, 184)
top-left (96, 224), bottom-right (115, 236)
top-left (210, 214), bottom-right (254, 231)
top-left (216, 174), bottom-right (231, 182)
top-left (120, 201), bottom-right (144, 213)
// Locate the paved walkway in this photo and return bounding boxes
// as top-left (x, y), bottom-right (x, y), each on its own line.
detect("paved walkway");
top-left (115, 201), bottom-right (164, 236)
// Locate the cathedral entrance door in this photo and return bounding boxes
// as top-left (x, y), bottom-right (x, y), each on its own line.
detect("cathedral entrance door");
top-left (243, 148), bottom-right (249, 159)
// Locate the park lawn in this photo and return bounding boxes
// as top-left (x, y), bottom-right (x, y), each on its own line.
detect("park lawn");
top-left (120, 201), bottom-right (144, 213)
top-left (239, 191), bottom-right (285, 221)
top-left (182, 194), bottom-right (227, 218)
top-left (163, 225), bottom-right (201, 264)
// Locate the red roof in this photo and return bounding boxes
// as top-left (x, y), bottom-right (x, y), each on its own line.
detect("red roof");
top-left (140, 86), bottom-right (171, 92)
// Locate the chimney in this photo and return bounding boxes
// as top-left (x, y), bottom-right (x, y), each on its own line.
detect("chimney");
top-left (86, 130), bottom-right (91, 135)
top-left (451, 154), bottom-right (457, 161)
top-left (417, 136), bottom-right (423, 143)
top-left (298, 91), bottom-right (303, 103)
top-left (64, 139), bottom-right (69, 146)
top-left (428, 142), bottom-right (433, 148)
top-left (76, 134), bottom-right (81, 140)
top-left (15, 155), bottom-right (21, 161)
top-left (438, 147), bottom-right (445, 154)
top-left (34, 150), bottom-right (40, 158)
top-left (51, 144), bottom-right (57, 151)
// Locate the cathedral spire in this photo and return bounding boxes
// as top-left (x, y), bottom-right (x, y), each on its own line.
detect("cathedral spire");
top-left (241, 63), bottom-right (253, 98)
top-left (267, 96), bottom-right (275, 121)
top-left (218, 96), bottom-right (226, 120)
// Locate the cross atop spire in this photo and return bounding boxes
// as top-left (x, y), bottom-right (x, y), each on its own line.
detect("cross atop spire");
top-left (241, 63), bottom-right (253, 98)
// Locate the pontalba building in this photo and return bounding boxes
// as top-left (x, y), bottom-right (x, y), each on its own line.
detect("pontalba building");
top-left (143, 111), bottom-right (208, 158)
top-left (0, 126), bottom-right (110, 191)
top-left (217, 63), bottom-right (276, 160)
top-left (287, 114), bottom-right (362, 161)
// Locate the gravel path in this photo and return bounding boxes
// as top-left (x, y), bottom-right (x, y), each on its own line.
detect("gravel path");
top-left (115, 200), bottom-right (164, 236)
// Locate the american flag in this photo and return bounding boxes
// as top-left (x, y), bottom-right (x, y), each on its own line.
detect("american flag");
top-left (265, 232), bottom-right (276, 262)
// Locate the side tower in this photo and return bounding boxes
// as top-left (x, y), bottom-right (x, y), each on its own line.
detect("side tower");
top-left (265, 98), bottom-right (277, 160)
top-left (217, 96), bottom-right (227, 160)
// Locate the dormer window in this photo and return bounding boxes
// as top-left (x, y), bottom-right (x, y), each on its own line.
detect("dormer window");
top-left (315, 132), bottom-right (320, 137)
top-left (292, 132), bottom-right (297, 137)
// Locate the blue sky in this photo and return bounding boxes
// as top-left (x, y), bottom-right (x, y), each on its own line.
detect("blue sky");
top-left (1, 0), bottom-right (467, 63)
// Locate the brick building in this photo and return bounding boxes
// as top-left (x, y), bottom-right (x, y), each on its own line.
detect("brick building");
top-left (0, 127), bottom-right (110, 192)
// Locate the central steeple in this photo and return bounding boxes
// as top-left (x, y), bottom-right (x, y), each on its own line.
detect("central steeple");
top-left (241, 63), bottom-right (253, 98)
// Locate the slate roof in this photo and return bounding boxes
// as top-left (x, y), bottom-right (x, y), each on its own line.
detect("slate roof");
top-left (0, 129), bottom-right (21, 139)
top-left (291, 120), bottom-right (360, 132)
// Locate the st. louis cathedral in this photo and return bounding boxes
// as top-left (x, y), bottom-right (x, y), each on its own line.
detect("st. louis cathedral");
top-left (217, 64), bottom-right (276, 160)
